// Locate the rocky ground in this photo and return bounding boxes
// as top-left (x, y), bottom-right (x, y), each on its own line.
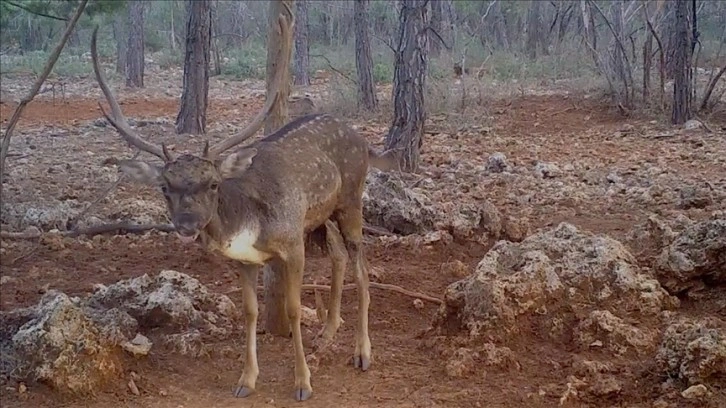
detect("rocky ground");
top-left (0, 63), bottom-right (725, 408)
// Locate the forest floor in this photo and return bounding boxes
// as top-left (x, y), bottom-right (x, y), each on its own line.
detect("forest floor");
top-left (1, 66), bottom-right (725, 408)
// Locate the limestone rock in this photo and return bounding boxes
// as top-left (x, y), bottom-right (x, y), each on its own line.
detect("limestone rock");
top-left (436, 223), bottom-right (677, 354)
top-left (363, 170), bottom-right (437, 235)
top-left (656, 317), bottom-right (726, 386)
top-left (5, 291), bottom-right (122, 395)
top-left (86, 270), bottom-right (239, 335)
top-left (654, 217), bottom-right (726, 294)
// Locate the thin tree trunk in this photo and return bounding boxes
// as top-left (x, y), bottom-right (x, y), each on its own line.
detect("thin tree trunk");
top-left (643, 26), bottom-right (653, 103)
top-left (210, 2), bottom-right (222, 77)
top-left (355, 0), bottom-right (377, 111)
top-left (126, 1), bottom-right (145, 88)
top-left (112, 18), bottom-right (127, 75)
top-left (672, 0), bottom-right (692, 124)
top-left (293, 0), bottom-right (310, 86)
top-left (176, 0), bottom-right (212, 135)
top-left (170, 2), bottom-right (177, 51)
top-left (429, 0), bottom-right (442, 56)
top-left (385, 0), bottom-right (428, 173)
top-left (493, 1), bottom-right (509, 50)
top-left (525, 0), bottom-right (543, 59)
top-left (263, 0), bottom-right (295, 337)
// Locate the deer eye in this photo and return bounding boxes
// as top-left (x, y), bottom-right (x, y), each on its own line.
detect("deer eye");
top-left (160, 185), bottom-right (169, 195)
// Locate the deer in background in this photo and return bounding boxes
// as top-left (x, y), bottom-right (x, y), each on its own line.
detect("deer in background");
top-left (90, 20), bottom-right (396, 401)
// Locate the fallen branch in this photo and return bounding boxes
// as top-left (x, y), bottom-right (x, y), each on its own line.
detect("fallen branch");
top-left (0, 0), bottom-right (89, 199)
top-left (310, 54), bottom-right (357, 85)
top-left (0, 223), bottom-right (175, 240)
top-left (227, 282), bottom-right (443, 305)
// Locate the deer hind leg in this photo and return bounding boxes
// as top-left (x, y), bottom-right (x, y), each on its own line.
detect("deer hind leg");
top-left (317, 220), bottom-right (347, 344)
top-left (234, 264), bottom-right (260, 398)
top-left (334, 205), bottom-right (371, 371)
top-left (283, 241), bottom-right (313, 401)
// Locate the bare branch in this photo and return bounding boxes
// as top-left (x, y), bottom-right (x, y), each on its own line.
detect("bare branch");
top-left (0, 0), bottom-right (89, 199)
top-left (700, 63), bottom-right (726, 112)
top-left (4, 0), bottom-right (68, 21)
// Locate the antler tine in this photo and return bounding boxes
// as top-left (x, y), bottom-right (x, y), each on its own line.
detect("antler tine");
top-left (207, 12), bottom-right (293, 158)
top-left (90, 26), bottom-right (166, 161)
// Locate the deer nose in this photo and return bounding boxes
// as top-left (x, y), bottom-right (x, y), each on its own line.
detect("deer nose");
top-left (173, 213), bottom-right (200, 236)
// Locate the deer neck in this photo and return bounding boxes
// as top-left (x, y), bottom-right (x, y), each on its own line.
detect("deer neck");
top-left (200, 180), bottom-right (272, 265)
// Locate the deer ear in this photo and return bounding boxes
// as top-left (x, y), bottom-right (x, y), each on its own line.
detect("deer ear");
top-left (218, 148), bottom-right (258, 179)
top-left (118, 160), bottom-right (163, 185)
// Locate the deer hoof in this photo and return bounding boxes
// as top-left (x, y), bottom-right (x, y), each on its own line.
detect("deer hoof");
top-left (234, 386), bottom-right (255, 398)
top-left (353, 355), bottom-right (371, 371)
top-left (294, 388), bottom-right (312, 401)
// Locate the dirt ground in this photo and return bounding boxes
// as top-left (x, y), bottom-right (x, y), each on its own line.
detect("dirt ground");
top-left (0, 69), bottom-right (725, 408)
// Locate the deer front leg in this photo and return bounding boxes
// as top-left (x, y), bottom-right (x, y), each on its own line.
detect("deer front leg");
top-left (284, 243), bottom-right (313, 401)
top-left (234, 264), bottom-right (260, 398)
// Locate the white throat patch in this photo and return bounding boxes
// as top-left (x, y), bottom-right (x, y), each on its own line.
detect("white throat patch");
top-left (221, 227), bottom-right (271, 265)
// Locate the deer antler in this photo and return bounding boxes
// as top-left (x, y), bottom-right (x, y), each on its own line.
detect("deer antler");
top-left (207, 11), bottom-right (293, 158)
top-left (91, 26), bottom-right (166, 161)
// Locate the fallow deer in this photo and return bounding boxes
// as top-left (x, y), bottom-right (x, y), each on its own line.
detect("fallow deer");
top-left (90, 20), bottom-right (395, 401)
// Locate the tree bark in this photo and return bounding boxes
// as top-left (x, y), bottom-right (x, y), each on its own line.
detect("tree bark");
top-left (293, 0), bottom-right (310, 86)
top-left (355, 0), bottom-right (377, 111)
top-left (385, 0), bottom-right (428, 173)
top-left (176, 0), bottom-right (212, 135)
top-left (671, 0), bottom-right (692, 124)
top-left (125, 1), bottom-right (145, 88)
top-left (263, 0), bottom-right (295, 337)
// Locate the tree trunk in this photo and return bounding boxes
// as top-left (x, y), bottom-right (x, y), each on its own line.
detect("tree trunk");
top-left (355, 0), bottom-right (377, 111)
top-left (385, 0), bottom-right (428, 173)
top-left (492, 1), bottom-right (509, 50)
top-left (525, 0), bottom-right (546, 59)
top-left (293, 0), bottom-right (310, 86)
top-left (112, 17), bottom-right (127, 75)
top-left (429, 0), bottom-right (442, 56)
top-left (263, 0), bottom-right (295, 337)
top-left (671, 0), bottom-right (692, 124)
top-left (176, 0), bottom-right (212, 135)
top-left (643, 24), bottom-right (653, 103)
top-left (210, 3), bottom-right (222, 77)
top-left (125, 1), bottom-right (145, 88)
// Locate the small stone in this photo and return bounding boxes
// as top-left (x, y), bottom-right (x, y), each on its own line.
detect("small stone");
top-left (18, 382), bottom-right (27, 394)
top-left (128, 378), bottom-right (140, 396)
top-left (606, 171), bottom-right (622, 184)
top-left (440, 260), bottom-right (469, 278)
top-left (533, 162), bottom-right (561, 179)
top-left (485, 152), bottom-right (510, 173)
top-left (413, 299), bottom-right (424, 310)
top-left (681, 384), bottom-right (708, 400)
top-left (683, 119), bottom-right (701, 130)
top-left (0, 275), bottom-right (16, 286)
top-left (122, 333), bottom-right (153, 357)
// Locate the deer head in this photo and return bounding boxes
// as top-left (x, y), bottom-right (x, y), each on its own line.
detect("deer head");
top-left (90, 21), bottom-right (289, 243)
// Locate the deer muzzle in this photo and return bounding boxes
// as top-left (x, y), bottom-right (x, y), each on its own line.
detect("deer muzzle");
top-left (173, 213), bottom-right (202, 244)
